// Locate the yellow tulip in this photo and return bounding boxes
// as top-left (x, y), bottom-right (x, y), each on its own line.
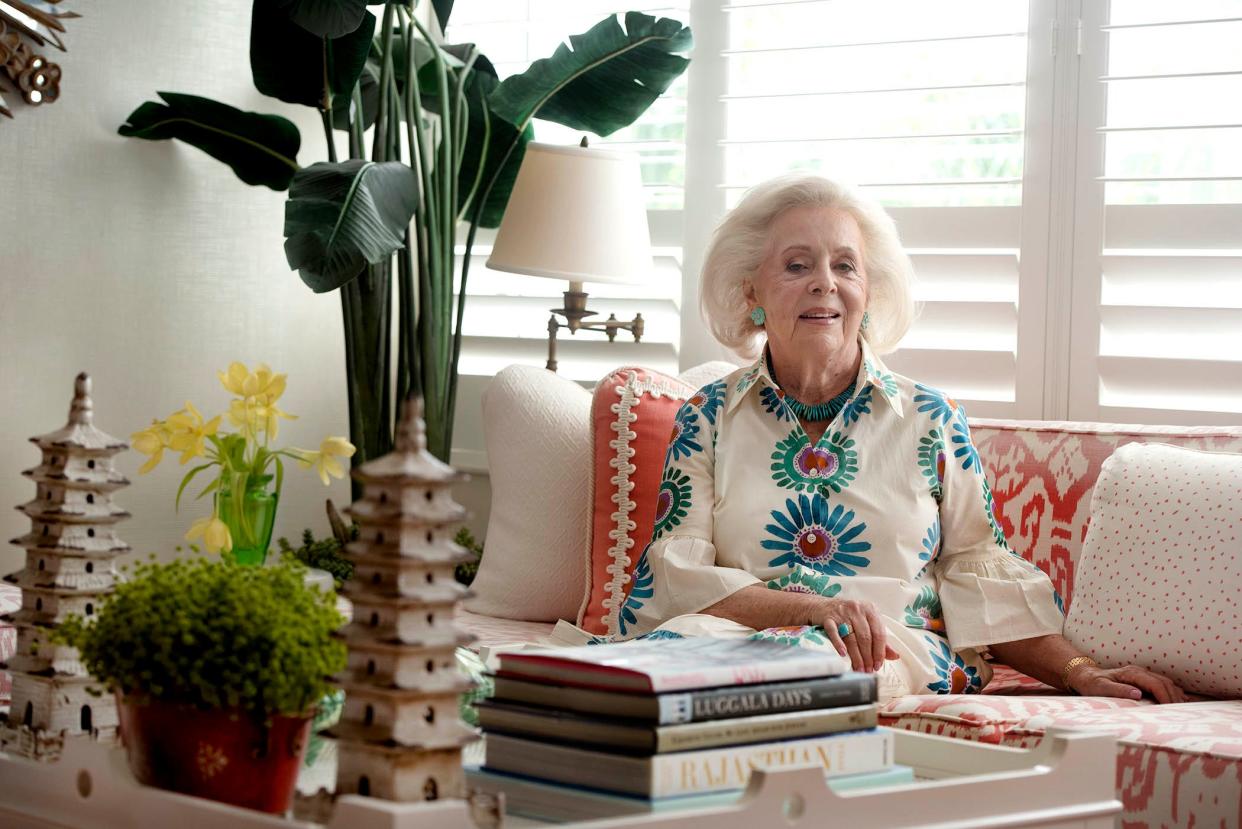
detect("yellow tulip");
top-left (218, 362), bottom-right (251, 397)
top-left (295, 436), bottom-right (357, 486)
top-left (131, 420), bottom-right (170, 474)
top-left (218, 362), bottom-right (288, 405)
top-left (227, 398), bottom-right (263, 440)
top-left (227, 398), bottom-right (296, 440)
top-left (186, 515), bottom-right (233, 554)
top-left (165, 401), bottom-right (222, 464)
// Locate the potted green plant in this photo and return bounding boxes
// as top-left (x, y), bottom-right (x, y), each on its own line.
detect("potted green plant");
top-left (116, 2), bottom-right (693, 468)
top-left (57, 558), bottom-right (347, 814)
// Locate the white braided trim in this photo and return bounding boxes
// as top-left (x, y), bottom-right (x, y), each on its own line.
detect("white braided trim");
top-left (594, 370), bottom-right (693, 637)
top-left (599, 371), bottom-right (642, 636)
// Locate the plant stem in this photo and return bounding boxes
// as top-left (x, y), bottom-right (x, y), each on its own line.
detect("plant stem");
top-left (372, 2), bottom-right (397, 162)
top-left (447, 129), bottom-right (524, 453)
top-left (320, 109), bottom-right (337, 164)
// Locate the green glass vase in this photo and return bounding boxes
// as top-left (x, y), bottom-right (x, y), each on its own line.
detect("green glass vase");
top-left (216, 478), bottom-right (278, 567)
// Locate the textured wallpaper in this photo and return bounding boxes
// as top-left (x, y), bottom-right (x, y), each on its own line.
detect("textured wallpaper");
top-left (0, 1), bottom-right (489, 573)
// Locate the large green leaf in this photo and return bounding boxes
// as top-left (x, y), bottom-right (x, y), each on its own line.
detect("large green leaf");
top-left (278, 0), bottom-right (368, 38)
top-left (488, 12), bottom-right (691, 135)
top-left (419, 62), bottom-right (531, 227)
top-left (118, 92), bottom-right (300, 191)
top-left (431, 0), bottom-right (455, 32)
top-left (283, 160), bottom-right (420, 292)
top-left (251, 2), bottom-right (376, 108)
top-left (332, 56), bottom-right (380, 130)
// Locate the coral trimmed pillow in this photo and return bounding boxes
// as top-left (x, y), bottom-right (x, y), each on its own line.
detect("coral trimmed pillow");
top-left (1063, 442), bottom-right (1242, 699)
top-left (576, 364), bottom-right (735, 636)
top-left (465, 365), bottom-right (593, 622)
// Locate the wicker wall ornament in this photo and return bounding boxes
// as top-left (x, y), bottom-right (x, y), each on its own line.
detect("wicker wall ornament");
top-left (0, 0), bottom-right (78, 117)
top-left (0, 373), bottom-right (129, 760)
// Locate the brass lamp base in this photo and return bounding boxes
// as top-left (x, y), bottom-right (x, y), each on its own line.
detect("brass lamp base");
top-left (546, 281), bottom-right (644, 372)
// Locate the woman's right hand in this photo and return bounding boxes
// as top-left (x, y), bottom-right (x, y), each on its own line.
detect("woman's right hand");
top-left (817, 597), bottom-right (898, 673)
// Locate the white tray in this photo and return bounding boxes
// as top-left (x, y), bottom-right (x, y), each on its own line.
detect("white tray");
top-left (0, 727), bottom-right (1119, 829)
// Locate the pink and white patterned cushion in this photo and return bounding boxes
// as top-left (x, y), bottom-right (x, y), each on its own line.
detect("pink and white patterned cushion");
top-left (881, 695), bottom-right (1242, 829)
top-left (969, 420), bottom-right (1242, 608)
top-left (1062, 443), bottom-right (1242, 700)
top-left (879, 692), bottom-right (1153, 745)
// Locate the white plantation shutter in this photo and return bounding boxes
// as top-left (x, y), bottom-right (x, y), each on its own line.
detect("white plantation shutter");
top-left (446, 2), bottom-right (690, 385)
top-left (698, 0), bottom-right (1046, 417)
top-left (1068, 1), bottom-right (1242, 424)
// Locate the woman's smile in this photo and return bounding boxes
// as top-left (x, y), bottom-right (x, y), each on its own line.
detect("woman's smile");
top-left (798, 307), bottom-right (843, 325)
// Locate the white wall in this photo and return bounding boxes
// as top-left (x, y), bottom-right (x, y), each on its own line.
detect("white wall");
top-left (0, 1), bottom-right (490, 575)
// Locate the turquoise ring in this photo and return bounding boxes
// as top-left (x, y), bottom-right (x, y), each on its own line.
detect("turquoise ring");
top-left (837, 622), bottom-right (853, 638)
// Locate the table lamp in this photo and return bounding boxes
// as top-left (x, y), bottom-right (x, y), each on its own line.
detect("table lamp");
top-left (486, 138), bottom-right (654, 372)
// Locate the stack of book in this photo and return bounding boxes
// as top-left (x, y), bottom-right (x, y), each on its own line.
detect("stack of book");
top-left (466, 637), bottom-right (909, 822)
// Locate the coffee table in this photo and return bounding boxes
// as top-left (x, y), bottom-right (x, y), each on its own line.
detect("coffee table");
top-left (0, 727), bottom-right (1119, 828)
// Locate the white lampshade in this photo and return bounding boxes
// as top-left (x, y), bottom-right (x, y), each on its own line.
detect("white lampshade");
top-left (487, 142), bottom-right (653, 286)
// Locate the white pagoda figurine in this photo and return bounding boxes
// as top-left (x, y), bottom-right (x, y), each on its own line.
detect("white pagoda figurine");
top-left (334, 396), bottom-right (478, 802)
top-left (1, 373), bottom-right (128, 759)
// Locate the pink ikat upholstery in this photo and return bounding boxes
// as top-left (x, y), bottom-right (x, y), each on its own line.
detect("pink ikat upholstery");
top-left (882, 418), bottom-right (1242, 828)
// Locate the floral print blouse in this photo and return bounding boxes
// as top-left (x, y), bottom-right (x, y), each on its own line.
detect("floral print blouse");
top-left (622, 337), bottom-right (1065, 695)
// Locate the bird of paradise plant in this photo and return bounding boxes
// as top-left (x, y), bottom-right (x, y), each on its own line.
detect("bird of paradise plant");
top-left (116, 1), bottom-right (692, 472)
top-left (132, 362), bottom-right (355, 565)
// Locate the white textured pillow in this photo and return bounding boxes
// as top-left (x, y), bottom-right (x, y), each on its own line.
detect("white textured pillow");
top-left (466, 365), bottom-right (594, 621)
top-left (1063, 442), bottom-right (1242, 699)
top-left (467, 362), bottom-right (740, 623)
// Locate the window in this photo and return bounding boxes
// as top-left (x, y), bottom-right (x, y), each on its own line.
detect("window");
top-left (1068, 0), bottom-right (1242, 423)
top-left (680, 0), bottom-right (1044, 418)
top-left (447, 1), bottom-right (1241, 457)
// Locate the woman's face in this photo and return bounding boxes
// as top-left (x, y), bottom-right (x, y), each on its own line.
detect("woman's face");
top-left (745, 205), bottom-right (869, 363)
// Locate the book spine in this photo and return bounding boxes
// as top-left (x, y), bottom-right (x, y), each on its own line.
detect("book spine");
top-left (650, 729), bottom-right (893, 798)
top-left (654, 705), bottom-right (876, 753)
top-left (657, 674), bottom-right (875, 724)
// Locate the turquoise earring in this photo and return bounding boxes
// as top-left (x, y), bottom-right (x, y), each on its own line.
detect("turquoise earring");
top-left (750, 306), bottom-right (766, 327)
top-left (861, 310), bottom-right (870, 331)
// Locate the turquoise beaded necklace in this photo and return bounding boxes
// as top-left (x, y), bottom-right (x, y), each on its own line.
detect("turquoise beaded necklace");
top-left (765, 351), bottom-right (856, 422)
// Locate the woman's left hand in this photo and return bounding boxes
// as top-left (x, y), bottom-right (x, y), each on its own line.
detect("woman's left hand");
top-left (1069, 664), bottom-right (1189, 704)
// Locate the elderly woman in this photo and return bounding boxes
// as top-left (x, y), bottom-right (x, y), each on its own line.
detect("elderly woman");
top-left (624, 175), bottom-right (1186, 703)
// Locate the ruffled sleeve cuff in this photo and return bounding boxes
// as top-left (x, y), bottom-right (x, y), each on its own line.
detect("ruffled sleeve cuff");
top-left (633, 535), bottom-right (762, 635)
top-left (936, 552), bottom-right (1064, 652)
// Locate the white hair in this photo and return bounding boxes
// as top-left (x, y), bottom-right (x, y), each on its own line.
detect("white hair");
top-left (699, 174), bottom-right (917, 358)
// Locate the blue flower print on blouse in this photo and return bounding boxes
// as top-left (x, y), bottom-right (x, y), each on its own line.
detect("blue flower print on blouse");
top-left (618, 547), bottom-right (654, 637)
top-left (920, 518), bottom-right (941, 563)
top-left (950, 409), bottom-right (982, 473)
top-left (633, 629), bottom-right (685, 642)
top-left (864, 359), bottom-right (899, 399)
top-left (913, 383), bottom-right (961, 426)
top-left (666, 404), bottom-right (703, 463)
top-left (760, 387), bottom-right (793, 422)
top-left (686, 380), bottom-right (727, 426)
top-left (904, 586), bottom-right (945, 633)
top-left (917, 428), bottom-right (946, 502)
top-left (736, 365), bottom-right (762, 397)
top-left (840, 385), bottom-right (873, 426)
top-left (925, 635), bottom-right (983, 694)
top-left (763, 494), bottom-right (872, 577)
top-left (770, 431), bottom-right (858, 493)
top-left (749, 625), bottom-right (829, 648)
top-left (981, 478), bottom-right (1008, 550)
top-left (653, 467), bottom-right (693, 539)
top-left (765, 568), bottom-right (842, 599)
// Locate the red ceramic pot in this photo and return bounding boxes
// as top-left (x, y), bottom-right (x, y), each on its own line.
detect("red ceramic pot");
top-left (116, 695), bottom-right (312, 814)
